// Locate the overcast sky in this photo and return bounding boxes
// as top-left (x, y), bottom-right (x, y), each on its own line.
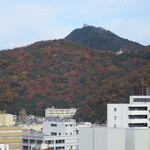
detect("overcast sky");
top-left (0, 0), bottom-right (150, 50)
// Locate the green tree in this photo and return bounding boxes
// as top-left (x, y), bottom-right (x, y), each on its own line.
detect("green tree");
top-left (19, 109), bottom-right (27, 121)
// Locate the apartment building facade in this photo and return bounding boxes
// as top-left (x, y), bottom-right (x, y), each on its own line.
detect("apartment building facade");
top-left (0, 126), bottom-right (22, 150)
top-left (22, 118), bottom-right (79, 150)
top-left (107, 95), bottom-right (150, 128)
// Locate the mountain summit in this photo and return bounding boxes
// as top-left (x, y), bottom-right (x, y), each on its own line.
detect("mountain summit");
top-left (65, 25), bottom-right (144, 51)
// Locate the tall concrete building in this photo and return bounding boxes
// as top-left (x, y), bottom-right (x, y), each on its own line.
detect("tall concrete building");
top-left (107, 95), bottom-right (150, 128)
top-left (79, 127), bottom-right (150, 150)
top-left (22, 118), bottom-right (79, 150)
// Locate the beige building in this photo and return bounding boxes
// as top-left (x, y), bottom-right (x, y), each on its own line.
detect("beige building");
top-left (0, 114), bottom-right (15, 126)
top-left (0, 126), bottom-right (22, 150)
top-left (45, 107), bottom-right (77, 118)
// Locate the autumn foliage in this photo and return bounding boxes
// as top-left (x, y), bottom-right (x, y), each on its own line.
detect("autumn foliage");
top-left (0, 39), bottom-right (150, 123)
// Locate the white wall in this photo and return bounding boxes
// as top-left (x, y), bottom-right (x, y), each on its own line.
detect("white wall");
top-left (94, 128), bottom-right (107, 150)
top-left (79, 127), bottom-right (125, 150)
top-left (79, 127), bottom-right (94, 150)
top-left (107, 104), bottom-right (128, 128)
top-left (108, 128), bottom-right (125, 150)
top-left (43, 121), bottom-right (76, 136)
top-left (79, 127), bottom-right (150, 150)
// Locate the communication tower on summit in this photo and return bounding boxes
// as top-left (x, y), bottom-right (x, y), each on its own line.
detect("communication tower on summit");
top-left (83, 23), bottom-right (89, 27)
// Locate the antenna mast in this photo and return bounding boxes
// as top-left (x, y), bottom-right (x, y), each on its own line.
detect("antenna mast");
top-left (142, 75), bottom-right (144, 95)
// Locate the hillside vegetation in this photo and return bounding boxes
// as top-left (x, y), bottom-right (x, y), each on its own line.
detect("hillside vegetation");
top-left (65, 25), bottom-right (144, 51)
top-left (0, 39), bottom-right (150, 123)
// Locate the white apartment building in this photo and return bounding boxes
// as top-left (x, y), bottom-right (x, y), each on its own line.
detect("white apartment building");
top-left (22, 118), bottom-right (79, 150)
top-left (45, 107), bottom-right (77, 118)
top-left (107, 95), bottom-right (150, 128)
top-left (79, 127), bottom-right (150, 150)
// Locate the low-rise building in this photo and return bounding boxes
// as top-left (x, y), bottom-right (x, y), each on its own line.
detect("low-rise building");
top-left (45, 107), bottom-right (77, 118)
top-left (0, 114), bottom-right (15, 126)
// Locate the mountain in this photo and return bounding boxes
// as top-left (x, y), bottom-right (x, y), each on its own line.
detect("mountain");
top-left (1, 39), bottom-right (150, 123)
top-left (65, 25), bottom-right (144, 51)
top-left (145, 45), bottom-right (150, 51)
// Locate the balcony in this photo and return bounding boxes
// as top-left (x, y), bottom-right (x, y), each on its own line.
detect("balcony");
top-left (128, 111), bottom-right (148, 115)
top-left (128, 119), bottom-right (148, 124)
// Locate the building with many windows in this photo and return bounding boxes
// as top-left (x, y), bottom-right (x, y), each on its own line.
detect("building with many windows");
top-left (22, 118), bottom-right (79, 150)
top-left (107, 95), bottom-right (150, 128)
top-left (45, 107), bottom-right (77, 118)
top-left (0, 126), bottom-right (22, 150)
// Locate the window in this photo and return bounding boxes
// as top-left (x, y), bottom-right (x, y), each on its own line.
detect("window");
top-left (45, 140), bottom-right (54, 144)
top-left (114, 116), bottom-right (117, 120)
top-left (76, 130), bottom-right (79, 135)
top-left (56, 147), bottom-right (65, 150)
top-left (134, 98), bottom-right (150, 102)
top-left (51, 132), bottom-right (57, 136)
top-left (23, 139), bottom-right (28, 143)
top-left (37, 140), bottom-right (42, 144)
top-left (51, 124), bottom-right (57, 127)
top-left (128, 115), bottom-right (147, 119)
top-left (114, 108), bottom-right (117, 112)
top-left (48, 147), bottom-right (54, 150)
top-left (23, 146), bottom-right (28, 150)
top-left (129, 123), bottom-right (147, 127)
top-left (129, 107), bottom-right (147, 111)
top-left (114, 124), bottom-right (116, 128)
top-left (59, 132), bottom-right (61, 135)
top-left (56, 140), bottom-right (65, 144)
top-left (30, 139), bottom-right (35, 144)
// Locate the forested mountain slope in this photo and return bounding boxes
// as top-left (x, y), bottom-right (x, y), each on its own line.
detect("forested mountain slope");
top-left (0, 39), bottom-right (150, 122)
